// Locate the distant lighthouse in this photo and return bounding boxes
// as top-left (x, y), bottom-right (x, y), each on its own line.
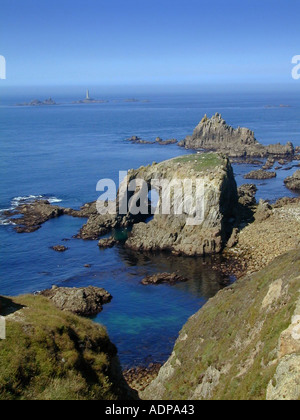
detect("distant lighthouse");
top-left (86, 89), bottom-right (90, 100)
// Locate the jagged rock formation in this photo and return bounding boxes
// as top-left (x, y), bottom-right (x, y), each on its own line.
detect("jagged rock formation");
top-left (284, 170), bottom-right (300, 191)
top-left (179, 113), bottom-right (294, 159)
top-left (142, 248), bottom-right (300, 400)
top-left (0, 294), bottom-right (136, 400)
top-left (237, 184), bottom-right (257, 207)
top-left (40, 285), bottom-right (112, 316)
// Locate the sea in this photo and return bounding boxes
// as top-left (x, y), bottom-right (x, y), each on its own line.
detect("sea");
top-left (0, 88), bottom-right (299, 367)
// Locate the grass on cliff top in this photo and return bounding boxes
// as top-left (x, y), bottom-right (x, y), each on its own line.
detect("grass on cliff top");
top-left (172, 153), bottom-right (224, 172)
top-left (0, 294), bottom-right (132, 401)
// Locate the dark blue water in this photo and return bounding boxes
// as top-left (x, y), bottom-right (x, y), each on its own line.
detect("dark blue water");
top-left (0, 91), bottom-right (299, 367)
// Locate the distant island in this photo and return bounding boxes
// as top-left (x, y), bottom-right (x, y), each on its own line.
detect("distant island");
top-left (15, 91), bottom-right (151, 107)
top-left (16, 98), bottom-right (57, 106)
top-left (264, 104), bottom-right (291, 108)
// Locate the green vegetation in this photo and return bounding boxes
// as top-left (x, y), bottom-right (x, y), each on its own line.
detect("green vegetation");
top-left (172, 153), bottom-right (224, 172)
top-left (0, 295), bottom-right (134, 400)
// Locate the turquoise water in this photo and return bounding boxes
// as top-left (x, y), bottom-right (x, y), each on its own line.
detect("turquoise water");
top-left (0, 90), bottom-right (299, 367)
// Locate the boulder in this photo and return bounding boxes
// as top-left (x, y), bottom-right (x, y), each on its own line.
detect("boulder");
top-left (284, 170), bottom-right (300, 191)
top-left (98, 237), bottom-right (119, 248)
top-left (40, 285), bottom-right (112, 316)
top-left (51, 245), bottom-right (68, 252)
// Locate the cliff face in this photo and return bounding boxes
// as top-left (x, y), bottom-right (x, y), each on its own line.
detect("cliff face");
top-left (179, 113), bottom-right (294, 158)
top-left (142, 248), bottom-right (300, 400)
top-left (125, 153), bottom-right (238, 256)
top-left (0, 295), bottom-right (136, 400)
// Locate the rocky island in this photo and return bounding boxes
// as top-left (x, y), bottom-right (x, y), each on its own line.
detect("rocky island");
top-left (17, 98), bottom-right (57, 106)
top-left (178, 113), bottom-right (295, 159)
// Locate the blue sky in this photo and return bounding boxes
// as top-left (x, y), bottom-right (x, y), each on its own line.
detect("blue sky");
top-left (0, 0), bottom-right (299, 87)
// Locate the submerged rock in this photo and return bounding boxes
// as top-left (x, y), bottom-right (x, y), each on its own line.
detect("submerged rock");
top-left (40, 285), bottom-right (112, 316)
top-left (179, 113), bottom-right (294, 159)
top-left (284, 170), bottom-right (300, 191)
top-left (141, 272), bottom-right (189, 285)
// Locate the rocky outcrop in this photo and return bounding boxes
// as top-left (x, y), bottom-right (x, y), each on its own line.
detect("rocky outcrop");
top-left (127, 136), bottom-right (177, 145)
top-left (51, 245), bottom-right (68, 252)
top-left (141, 273), bottom-right (189, 285)
top-left (40, 285), bottom-right (112, 316)
top-left (98, 237), bottom-right (119, 248)
top-left (4, 200), bottom-right (65, 233)
top-left (124, 153), bottom-right (238, 256)
top-left (284, 170), bottom-right (300, 191)
top-left (127, 136), bottom-right (154, 144)
top-left (244, 169), bottom-right (276, 180)
top-left (179, 113), bottom-right (294, 159)
top-left (142, 248), bottom-right (300, 400)
top-left (155, 137), bottom-right (178, 145)
top-left (3, 200), bottom-right (97, 234)
top-left (237, 184), bottom-right (257, 207)
top-left (0, 294), bottom-right (136, 400)
top-left (17, 98), bottom-right (57, 106)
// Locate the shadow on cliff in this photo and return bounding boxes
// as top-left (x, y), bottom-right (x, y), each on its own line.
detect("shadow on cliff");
top-left (0, 296), bottom-right (25, 316)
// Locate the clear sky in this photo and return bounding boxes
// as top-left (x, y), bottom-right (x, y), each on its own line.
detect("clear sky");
top-left (0, 0), bottom-right (299, 87)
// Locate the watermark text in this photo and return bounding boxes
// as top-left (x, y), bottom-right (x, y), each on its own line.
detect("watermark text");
top-left (292, 55), bottom-right (300, 80)
top-left (0, 55), bottom-right (6, 80)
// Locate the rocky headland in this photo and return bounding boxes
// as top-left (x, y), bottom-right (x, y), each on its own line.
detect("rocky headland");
top-left (178, 113), bottom-right (295, 159)
top-left (142, 248), bottom-right (300, 400)
top-left (0, 294), bottom-right (136, 400)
